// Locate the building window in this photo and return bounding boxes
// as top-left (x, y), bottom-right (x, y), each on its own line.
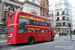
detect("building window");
top-left (4, 11), bottom-right (7, 20)
top-left (0, 2), bottom-right (1, 8)
top-left (56, 7), bottom-right (58, 10)
top-left (66, 11), bottom-right (68, 15)
top-left (57, 17), bottom-right (59, 21)
top-left (52, 13), bottom-right (53, 17)
top-left (62, 11), bottom-right (64, 15)
top-left (32, 0), bottom-right (35, 3)
top-left (63, 22), bottom-right (65, 26)
top-left (62, 17), bottom-right (65, 20)
top-left (67, 17), bottom-right (69, 20)
top-left (49, 14), bottom-right (51, 17)
top-left (57, 12), bottom-right (59, 16)
top-left (59, 1), bottom-right (61, 4)
top-left (43, 11), bottom-right (45, 16)
top-left (46, 13), bottom-right (48, 17)
top-left (59, 6), bottom-right (61, 9)
top-left (64, 11), bottom-right (68, 15)
top-left (56, 23), bottom-right (61, 26)
top-left (49, 14), bottom-right (53, 17)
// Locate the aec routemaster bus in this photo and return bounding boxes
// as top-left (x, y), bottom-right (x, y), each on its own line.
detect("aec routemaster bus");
top-left (7, 11), bottom-right (55, 44)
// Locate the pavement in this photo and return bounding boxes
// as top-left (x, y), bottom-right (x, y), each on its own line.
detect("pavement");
top-left (0, 40), bottom-right (7, 44)
top-left (0, 35), bottom-right (75, 44)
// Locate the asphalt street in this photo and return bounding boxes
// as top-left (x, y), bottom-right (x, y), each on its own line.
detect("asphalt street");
top-left (0, 40), bottom-right (75, 50)
top-left (0, 35), bottom-right (75, 50)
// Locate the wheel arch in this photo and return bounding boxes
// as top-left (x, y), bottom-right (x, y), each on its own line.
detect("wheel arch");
top-left (28, 36), bottom-right (35, 41)
top-left (28, 36), bottom-right (35, 39)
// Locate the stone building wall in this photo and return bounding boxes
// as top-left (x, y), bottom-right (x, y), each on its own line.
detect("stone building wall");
top-left (40, 0), bottom-right (49, 18)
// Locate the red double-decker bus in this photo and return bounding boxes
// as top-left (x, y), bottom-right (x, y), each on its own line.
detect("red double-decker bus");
top-left (7, 11), bottom-right (55, 44)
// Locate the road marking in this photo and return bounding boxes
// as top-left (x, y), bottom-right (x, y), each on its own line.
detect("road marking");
top-left (36, 40), bottom-right (64, 46)
top-left (11, 46), bottom-right (30, 50)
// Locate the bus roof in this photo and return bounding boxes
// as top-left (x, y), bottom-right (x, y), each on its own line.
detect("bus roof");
top-left (12, 11), bottom-right (52, 21)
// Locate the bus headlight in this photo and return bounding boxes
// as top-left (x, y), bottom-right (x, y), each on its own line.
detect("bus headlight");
top-left (9, 39), bottom-right (11, 41)
top-left (8, 33), bottom-right (13, 37)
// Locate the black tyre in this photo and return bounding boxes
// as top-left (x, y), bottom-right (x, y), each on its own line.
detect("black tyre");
top-left (28, 37), bottom-right (35, 44)
top-left (51, 36), bottom-right (54, 41)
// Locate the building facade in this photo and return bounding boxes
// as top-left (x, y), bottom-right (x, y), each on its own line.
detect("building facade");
top-left (0, 0), bottom-right (22, 24)
top-left (40, 0), bottom-right (49, 18)
top-left (71, 7), bottom-right (75, 33)
top-left (22, 0), bottom-right (40, 16)
top-left (0, 0), bottom-right (41, 40)
top-left (49, 0), bottom-right (72, 34)
top-left (0, 0), bottom-right (41, 24)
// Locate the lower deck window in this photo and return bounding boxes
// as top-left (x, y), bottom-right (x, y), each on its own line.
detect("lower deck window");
top-left (41, 29), bottom-right (46, 33)
top-left (35, 29), bottom-right (40, 33)
top-left (28, 28), bottom-right (34, 32)
top-left (47, 30), bottom-right (50, 33)
top-left (9, 26), bottom-right (13, 32)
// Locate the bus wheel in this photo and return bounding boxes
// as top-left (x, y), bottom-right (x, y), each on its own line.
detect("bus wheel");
top-left (51, 36), bottom-right (54, 41)
top-left (28, 37), bottom-right (35, 44)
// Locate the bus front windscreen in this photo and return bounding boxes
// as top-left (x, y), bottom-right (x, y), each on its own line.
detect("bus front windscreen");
top-left (10, 14), bottom-right (15, 18)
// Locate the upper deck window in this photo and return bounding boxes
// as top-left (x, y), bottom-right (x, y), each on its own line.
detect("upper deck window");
top-left (10, 14), bottom-right (15, 18)
top-left (50, 21), bottom-right (52, 23)
top-left (20, 13), bottom-right (27, 18)
top-left (35, 17), bottom-right (40, 21)
top-left (46, 20), bottom-right (49, 23)
top-left (28, 15), bottom-right (34, 20)
top-left (10, 19), bottom-right (13, 21)
top-left (41, 19), bottom-right (45, 22)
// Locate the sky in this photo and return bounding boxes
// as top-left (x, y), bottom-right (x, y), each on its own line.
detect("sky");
top-left (49, 0), bottom-right (75, 6)
top-left (69, 0), bottom-right (75, 6)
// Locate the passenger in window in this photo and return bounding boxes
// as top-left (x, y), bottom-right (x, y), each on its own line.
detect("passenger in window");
top-left (47, 30), bottom-right (50, 33)
top-left (42, 29), bottom-right (46, 33)
top-left (36, 30), bottom-right (40, 33)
